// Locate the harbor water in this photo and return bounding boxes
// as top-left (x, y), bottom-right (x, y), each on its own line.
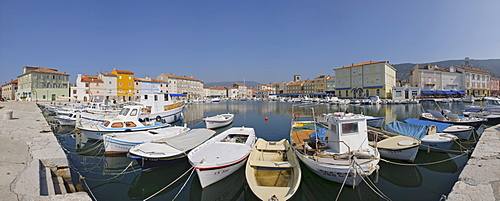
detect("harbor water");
top-left (49, 100), bottom-right (487, 201)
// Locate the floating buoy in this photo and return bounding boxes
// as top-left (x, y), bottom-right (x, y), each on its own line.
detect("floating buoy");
top-left (264, 117), bottom-right (269, 120)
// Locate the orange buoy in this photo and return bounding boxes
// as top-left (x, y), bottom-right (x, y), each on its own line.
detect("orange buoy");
top-left (264, 117), bottom-right (269, 121)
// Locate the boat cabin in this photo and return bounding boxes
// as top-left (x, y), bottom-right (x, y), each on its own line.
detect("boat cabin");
top-left (325, 113), bottom-right (371, 154)
top-left (100, 105), bottom-right (154, 128)
top-left (140, 93), bottom-right (185, 114)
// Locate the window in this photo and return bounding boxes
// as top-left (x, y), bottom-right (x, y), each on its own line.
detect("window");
top-left (366, 77), bottom-right (369, 84)
top-left (119, 82), bottom-right (122, 86)
top-left (376, 89), bottom-right (380, 96)
top-left (365, 67), bottom-right (369, 73)
top-left (376, 75), bottom-right (380, 83)
top-left (129, 76), bottom-right (132, 80)
top-left (128, 83), bottom-right (132, 86)
top-left (376, 66), bottom-right (380, 72)
top-left (130, 109), bottom-right (138, 116)
top-left (119, 76), bottom-right (122, 79)
top-left (111, 122), bottom-right (124, 128)
top-left (125, 122), bottom-right (137, 127)
top-left (342, 123), bottom-right (358, 134)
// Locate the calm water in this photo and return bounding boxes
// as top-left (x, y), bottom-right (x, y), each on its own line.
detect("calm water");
top-left (51, 100), bottom-right (488, 201)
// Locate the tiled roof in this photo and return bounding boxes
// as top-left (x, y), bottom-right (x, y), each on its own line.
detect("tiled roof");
top-left (160, 73), bottom-right (201, 82)
top-left (24, 66), bottom-right (69, 76)
top-left (337, 61), bottom-right (388, 69)
top-left (81, 77), bottom-right (103, 82)
top-left (260, 89), bottom-right (274, 92)
top-left (2, 79), bottom-right (18, 87)
top-left (100, 73), bottom-right (117, 76)
top-left (114, 70), bottom-right (134, 74)
top-left (204, 86), bottom-right (226, 90)
top-left (456, 66), bottom-right (490, 74)
top-left (134, 78), bottom-right (163, 82)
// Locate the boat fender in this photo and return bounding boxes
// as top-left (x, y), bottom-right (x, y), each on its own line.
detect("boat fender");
top-left (156, 115), bottom-right (162, 122)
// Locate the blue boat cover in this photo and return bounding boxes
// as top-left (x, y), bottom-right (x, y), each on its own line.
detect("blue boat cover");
top-left (386, 121), bottom-right (428, 140)
top-left (404, 118), bottom-right (451, 132)
top-left (309, 128), bottom-right (328, 142)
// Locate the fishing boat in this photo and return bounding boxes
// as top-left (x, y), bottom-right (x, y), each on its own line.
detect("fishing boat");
top-left (290, 110), bottom-right (380, 187)
top-left (386, 121), bottom-right (458, 152)
top-left (204, 113), bottom-right (234, 129)
top-left (103, 125), bottom-right (190, 155)
top-left (77, 105), bottom-right (171, 140)
top-left (188, 127), bottom-right (256, 188)
top-left (367, 127), bottom-right (421, 163)
top-left (366, 116), bottom-right (385, 128)
top-left (127, 128), bottom-right (216, 169)
top-left (245, 138), bottom-right (301, 201)
top-left (405, 118), bottom-right (474, 140)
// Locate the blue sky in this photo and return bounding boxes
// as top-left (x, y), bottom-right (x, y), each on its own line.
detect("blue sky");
top-left (1, 1), bottom-right (499, 85)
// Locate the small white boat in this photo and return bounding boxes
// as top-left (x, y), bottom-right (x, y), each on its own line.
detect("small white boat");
top-left (387, 121), bottom-right (458, 152)
top-left (103, 125), bottom-right (190, 155)
top-left (204, 113), bottom-right (234, 129)
top-left (246, 138), bottom-right (301, 201)
top-left (291, 110), bottom-right (380, 187)
top-left (188, 127), bottom-right (256, 188)
top-left (368, 128), bottom-right (421, 163)
top-left (128, 128), bottom-right (216, 169)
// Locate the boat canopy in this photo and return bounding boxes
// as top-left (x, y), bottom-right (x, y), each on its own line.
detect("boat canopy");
top-left (404, 118), bottom-right (451, 132)
top-left (386, 121), bottom-right (428, 140)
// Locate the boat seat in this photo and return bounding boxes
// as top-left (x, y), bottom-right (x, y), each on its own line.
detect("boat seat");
top-left (256, 143), bottom-right (286, 151)
top-left (249, 160), bottom-right (295, 168)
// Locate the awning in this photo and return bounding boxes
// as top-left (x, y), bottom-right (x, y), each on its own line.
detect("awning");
top-left (310, 93), bottom-right (327, 95)
top-left (421, 91), bottom-right (434, 94)
top-left (335, 87), bottom-right (351, 90)
top-left (170, 94), bottom-right (186, 97)
top-left (457, 91), bottom-right (467, 94)
top-left (434, 91), bottom-right (446, 94)
top-left (444, 91), bottom-right (457, 94)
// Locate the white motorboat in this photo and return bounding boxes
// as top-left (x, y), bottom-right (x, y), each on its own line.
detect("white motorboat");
top-left (77, 105), bottom-right (171, 140)
top-left (188, 127), bottom-right (256, 188)
top-left (246, 138), bottom-right (301, 201)
top-left (387, 121), bottom-right (458, 152)
top-left (290, 110), bottom-right (380, 187)
top-left (204, 113), bottom-right (234, 129)
top-left (368, 127), bottom-right (421, 163)
top-left (127, 128), bottom-right (216, 169)
top-left (138, 93), bottom-right (186, 124)
top-left (103, 125), bottom-right (190, 155)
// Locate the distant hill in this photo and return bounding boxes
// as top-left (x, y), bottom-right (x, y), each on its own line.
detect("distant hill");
top-left (204, 81), bottom-right (261, 88)
top-left (394, 59), bottom-right (500, 81)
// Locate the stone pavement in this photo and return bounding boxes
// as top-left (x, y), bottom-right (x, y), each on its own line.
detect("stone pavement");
top-left (0, 101), bottom-right (90, 200)
top-left (447, 124), bottom-right (500, 201)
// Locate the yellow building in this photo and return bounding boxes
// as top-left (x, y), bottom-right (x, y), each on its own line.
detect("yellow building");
top-left (111, 69), bottom-right (135, 101)
top-left (333, 61), bottom-right (396, 99)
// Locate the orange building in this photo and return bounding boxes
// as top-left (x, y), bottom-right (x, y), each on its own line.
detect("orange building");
top-left (111, 69), bottom-right (135, 101)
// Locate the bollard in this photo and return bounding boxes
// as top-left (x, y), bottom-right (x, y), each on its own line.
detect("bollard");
top-left (2, 110), bottom-right (13, 120)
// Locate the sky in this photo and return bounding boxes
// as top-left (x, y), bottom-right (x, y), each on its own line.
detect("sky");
top-left (1, 0), bottom-right (500, 85)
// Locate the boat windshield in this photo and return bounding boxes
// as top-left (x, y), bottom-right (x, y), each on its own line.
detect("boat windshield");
top-left (119, 108), bottom-right (130, 116)
top-left (341, 122), bottom-right (359, 135)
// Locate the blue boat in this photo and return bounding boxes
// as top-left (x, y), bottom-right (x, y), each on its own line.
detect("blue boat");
top-left (386, 121), bottom-right (458, 152)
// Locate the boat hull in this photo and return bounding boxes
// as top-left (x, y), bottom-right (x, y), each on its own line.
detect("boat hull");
top-left (378, 146), bottom-right (419, 163)
top-left (80, 124), bottom-right (170, 140)
top-left (419, 134), bottom-right (456, 152)
top-left (127, 152), bottom-right (189, 169)
top-left (294, 149), bottom-right (379, 187)
top-left (195, 157), bottom-right (247, 188)
top-left (420, 115), bottom-right (483, 130)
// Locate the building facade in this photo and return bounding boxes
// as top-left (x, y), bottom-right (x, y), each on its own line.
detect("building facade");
top-left (456, 66), bottom-right (491, 97)
top-left (111, 69), bottom-right (135, 101)
top-left (16, 66), bottom-right (70, 101)
top-left (491, 76), bottom-right (500, 97)
top-left (98, 73), bottom-right (117, 101)
top-left (1, 79), bottom-right (18, 100)
top-left (157, 73), bottom-right (204, 99)
top-left (334, 61), bottom-right (396, 99)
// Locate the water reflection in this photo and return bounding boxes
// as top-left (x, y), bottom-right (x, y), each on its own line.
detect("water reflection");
top-left (190, 167), bottom-right (245, 201)
top-left (378, 161), bottom-right (422, 188)
top-left (128, 161), bottom-right (191, 200)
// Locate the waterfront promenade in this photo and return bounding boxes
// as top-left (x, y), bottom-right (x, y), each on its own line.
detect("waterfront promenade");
top-left (447, 123), bottom-right (500, 201)
top-left (0, 101), bottom-right (90, 200)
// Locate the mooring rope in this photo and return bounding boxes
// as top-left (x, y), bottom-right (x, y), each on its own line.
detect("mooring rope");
top-left (353, 160), bottom-right (392, 201)
top-left (78, 161), bottom-right (134, 182)
top-left (335, 160), bottom-right (353, 201)
top-left (379, 151), bottom-right (470, 166)
top-left (172, 166), bottom-right (197, 201)
top-left (143, 165), bottom-right (196, 201)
